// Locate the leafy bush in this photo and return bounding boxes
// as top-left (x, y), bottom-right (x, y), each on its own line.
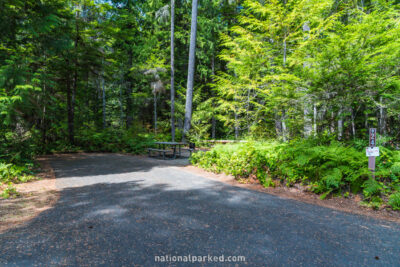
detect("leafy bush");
top-left (0, 162), bottom-right (35, 184)
top-left (191, 139), bottom-right (400, 209)
top-left (388, 193), bottom-right (400, 210)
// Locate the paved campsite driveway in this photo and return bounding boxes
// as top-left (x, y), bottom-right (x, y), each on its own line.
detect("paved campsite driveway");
top-left (1, 153), bottom-right (400, 266)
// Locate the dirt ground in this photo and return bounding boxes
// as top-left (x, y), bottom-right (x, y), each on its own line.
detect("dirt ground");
top-left (0, 157), bottom-right (59, 233)
top-left (180, 165), bottom-right (400, 224)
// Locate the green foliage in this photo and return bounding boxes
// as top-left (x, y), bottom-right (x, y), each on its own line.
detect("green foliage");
top-left (75, 128), bottom-right (153, 153)
top-left (0, 162), bottom-right (35, 184)
top-left (191, 139), bottom-right (400, 209)
top-left (388, 193), bottom-right (400, 211)
top-left (1, 184), bottom-right (19, 199)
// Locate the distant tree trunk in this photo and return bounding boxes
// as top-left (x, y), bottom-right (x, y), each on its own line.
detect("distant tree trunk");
top-left (282, 110), bottom-right (288, 142)
top-left (119, 78), bottom-right (124, 127)
top-left (275, 113), bottom-right (282, 138)
top-left (211, 55), bottom-right (216, 139)
top-left (350, 107), bottom-right (356, 138)
top-left (330, 110), bottom-right (335, 134)
top-left (281, 21), bottom-right (288, 142)
top-left (313, 104), bottom-right (317, 135)
top-left (154, 93), bottom-right (157, 133)
top-left (126, 49), bottom-right (133, 128)
top-left (212, 116), bottom-right (216, 139)
top-left (304, 102), bottom-right (312, 138)
top-left (41, 80), bottom-right (47, 146)
top-left (67, 70), bottom-right (75, 145)
top-left (183, 0), bottom-right (199, 141)
top-left (379, 96), bottom-right (386, 135)
top-left (338, 108), bottom-right (343, 140)
top-left (234, 110), bottom-right (239, 139)
top-left (102, 73), bottom-right (106, 129)
top-left (170, 0), bottom-right (175, 141)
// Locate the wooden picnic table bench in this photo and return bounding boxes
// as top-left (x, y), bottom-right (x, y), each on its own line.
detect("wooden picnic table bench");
top-left (149, 142), bottom-right (189, 159)
top-left (147, 148), bottom-right (172, 160)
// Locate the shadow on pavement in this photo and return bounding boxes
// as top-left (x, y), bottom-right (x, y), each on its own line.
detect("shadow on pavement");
top-left (1, 154), bottom-right (400, 266)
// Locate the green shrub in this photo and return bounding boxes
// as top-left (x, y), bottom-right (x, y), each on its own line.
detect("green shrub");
top-left (388, 193), bottom-right (400, 210)
top-left (191, 139), bottom-right (400, 207)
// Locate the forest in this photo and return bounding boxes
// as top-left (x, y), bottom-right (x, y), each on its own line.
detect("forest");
top-left (1, 0), bottom-right (400, 209)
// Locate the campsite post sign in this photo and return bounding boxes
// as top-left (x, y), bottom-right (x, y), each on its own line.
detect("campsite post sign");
top-left (366, 128), bottom-right (379, 178)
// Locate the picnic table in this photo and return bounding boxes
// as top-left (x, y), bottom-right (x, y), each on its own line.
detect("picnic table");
top-left (148, 141), bottom-right (188, 159)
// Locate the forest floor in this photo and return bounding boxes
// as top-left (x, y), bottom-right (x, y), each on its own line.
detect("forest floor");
top-left (0, 157), bottom-right (59, 233)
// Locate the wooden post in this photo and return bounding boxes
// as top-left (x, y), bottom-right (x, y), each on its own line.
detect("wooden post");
top-left (368, 128), bottom-right (377, 179)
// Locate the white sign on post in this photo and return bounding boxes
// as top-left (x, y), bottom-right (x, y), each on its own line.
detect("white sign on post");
top-left (366, 147), bottom-right (379, 157)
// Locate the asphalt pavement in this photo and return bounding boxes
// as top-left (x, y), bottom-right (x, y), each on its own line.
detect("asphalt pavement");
top-left (1, 153), bottom-right (399, 266)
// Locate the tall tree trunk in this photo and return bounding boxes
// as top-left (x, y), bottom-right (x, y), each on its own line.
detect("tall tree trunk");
top-left (125, 0), bottom-right (133, 128)
top-left (281, 21), bottom-right (288, 141)
top-left (68, 11), bottom-right (79, 145)
top-left (183, 0), bottom-right (199, 140)
top-left (170, 0), bottom-right (175, 141)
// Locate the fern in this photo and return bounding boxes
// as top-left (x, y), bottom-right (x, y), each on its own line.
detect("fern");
top-left (388, 193), bottom-right (400, 211)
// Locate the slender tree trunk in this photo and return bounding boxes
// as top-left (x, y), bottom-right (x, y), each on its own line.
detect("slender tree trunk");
top-left (338, 108), bottom-right (343, 140)
top-left (125, 0), bottom-right (133, 128)
top-left (234, 110), bottom-right (239, 139)
top-left (282, 110), bottom-right (287, 142)
top-left (119, 78), bottom-right (124, 127)
top-left (275, 113), bottom-right (282, 137)
top-left (126, 49), bottom-right (133, 128)
top-left (154, 93), bottom-right (157, 134)
top-left (211, 55), bottom-right (216, 139)
top-left (183, 0), bottom-right (199, 140)
top-left (330, 110), bottom-right (335, 134)
top-left (304, 102), bottom-right (312, 138)
top-left (67, 71), bottom-right (75, 145)
top-left (281, 23), bottom-right (288, 141)
top-left (379, 96), bottom-right (386, 135)
top-left (350, 107), bottom-right (356, 138)
top-left (102, 73), bottom-right (106, 129)
top-left (313, 104), bottom-right (317, 135)
top-left (170, 0), bottom-right (175, 141)
top-left (212, 116), bottom-right (216, 139)
top-left (41, 80), bottom-right (47, 146)
top-left (67, 11), bottom-right (79, 145)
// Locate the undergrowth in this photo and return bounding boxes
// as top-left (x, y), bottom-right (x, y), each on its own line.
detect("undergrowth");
top-left (0, 128), bottom-right (156, 198)
top-left (191, 139), bottom-right (400, 210)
